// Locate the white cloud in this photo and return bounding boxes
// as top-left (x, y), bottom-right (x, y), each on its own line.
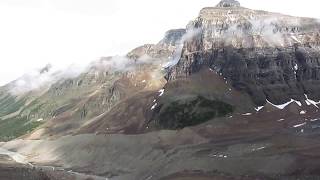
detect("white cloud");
top-left (163, 28), bottom-right (201, 68)
top-left (9, 55), bottom-right (157, 95)
top-left (9, 64), bottom-right (87, 95)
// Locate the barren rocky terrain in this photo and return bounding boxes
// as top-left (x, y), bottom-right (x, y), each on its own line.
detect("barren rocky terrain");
top-left (1, 0), bottom-right (320, 179)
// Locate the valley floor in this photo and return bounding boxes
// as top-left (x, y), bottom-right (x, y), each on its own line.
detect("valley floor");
top-left (0, 154), bottom-right (105, 180)
top-left (1, 105), bottom-right (320, 180)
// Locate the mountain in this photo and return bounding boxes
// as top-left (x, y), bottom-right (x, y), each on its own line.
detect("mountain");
top-left (167, 0), bottom-right (320, 105)
top-left (1, 1), bottom-right (320, 180)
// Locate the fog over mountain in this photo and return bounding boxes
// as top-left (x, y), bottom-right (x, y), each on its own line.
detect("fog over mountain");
top-left (0, 0), bottom-right (319, 86)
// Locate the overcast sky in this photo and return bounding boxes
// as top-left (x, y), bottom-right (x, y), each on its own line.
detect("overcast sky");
top-left (0, 0), bottom-right (319, 85)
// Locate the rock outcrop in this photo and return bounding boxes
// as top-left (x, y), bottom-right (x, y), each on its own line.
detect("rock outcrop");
top-left (127, 29), bottom-right (186, 60)
top-left (216, 0), bottom-right (241, 8)
top-left (166, 0), bottom-right (320, 105)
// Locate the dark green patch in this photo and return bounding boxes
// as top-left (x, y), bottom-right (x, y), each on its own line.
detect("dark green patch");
top-left (0, 95), bottom-right (26, 117)
top-left (0, 116), bottom-right (43, 142)
top-left (153, 96), bottom-right (233, 130)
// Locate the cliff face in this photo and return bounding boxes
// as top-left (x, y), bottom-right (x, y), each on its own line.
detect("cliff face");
top-left (167, 1), bottom-right (320, 105)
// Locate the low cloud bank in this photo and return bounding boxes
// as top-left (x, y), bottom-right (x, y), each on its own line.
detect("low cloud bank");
top-left (8, 55), bottom-right (150, 95)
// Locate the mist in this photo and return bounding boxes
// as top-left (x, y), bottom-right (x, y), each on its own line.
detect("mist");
top-left (0, 0), bottom-right (319, 86)
top-left (202, 16), bottom-right (306, 48)
top-left (8, 54), bottom-right (160, 95)
top-left (163, 28), bottom-right (201, 68)
top-left (9, 63), bottom-right (88, 95)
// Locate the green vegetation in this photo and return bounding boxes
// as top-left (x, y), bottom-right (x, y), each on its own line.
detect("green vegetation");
top-left (0, 94), bottom-right (44, 141)
top-left (0, 116), bottom-right (43, 142)
top-left (155, 96), bottom-right (234, 129)
top-left (0, 95), bottom-right (26, 117)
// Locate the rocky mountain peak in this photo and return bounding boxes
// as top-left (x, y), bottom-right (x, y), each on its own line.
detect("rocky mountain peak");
top-left (167, 1), bottom-right (320, 106)
top-left (216, 0), bottom-right (241, 8)
top-left (159, 29), bottom-right (186, 46)
top-left (39, 64), bottom-right (52, 74)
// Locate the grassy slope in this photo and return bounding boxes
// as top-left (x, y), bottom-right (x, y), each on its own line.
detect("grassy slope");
top-left (0, 116), bottom-right (42, 141)
top-left (0, 90), bottom-right (44, 141)
top-left (0, 95), bottom-right (26, 117)
top-left (0, 71), bottom-right (122, 141)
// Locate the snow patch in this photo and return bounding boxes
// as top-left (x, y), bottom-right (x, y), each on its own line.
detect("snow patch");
top-left (267, 99), bottom-right (301, 110)
top-left (294, 100), bottom-right (302, 107)
top-left (310, 118), bottom-right (320, 122)
top-left (226, 10), bottom-right (236, 22)
top-left (291, 35), bottom-right (301, 43)
top-left (242, 113), bottom-right (252, 116)
top-left (209, 154), bottom-right (228, 158)
top-left (151, 103), bottom-right (158, 110)
top-left (300, 110), bottom-right (306, 115)
top-left (293, 122), bottom-right (306, 128)
top-left (305, 100), bottom-right (311, 106)
top-left (252, 146), bottom-right (266, 151)
top-left (304, 94), bottom-right (320, 108)
top-left (277, 119), bottom-right (285, 122)
top-left (255, 106), bottom-right (264, 112)
top-left (158, 89), bottom-right (165, 97)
